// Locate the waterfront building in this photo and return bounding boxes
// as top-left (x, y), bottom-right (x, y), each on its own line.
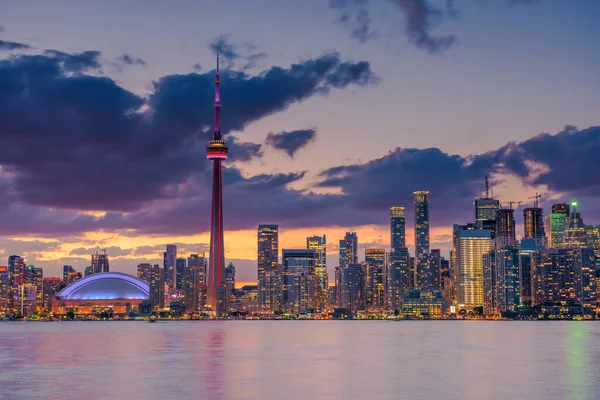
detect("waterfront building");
top-left (42, 277), bottom-right (61, 312)
top-left (281, 249), bottom-right (316, 314)
top-left (365, 248), bottom-right (385, 309)
top-left (183, 262), bottom-right (202, 313)
top-left (402, 289), bottom-right (446, 318)
top-left (532, 248), bottom-right (597, 311)
top-left (494, 246), bottom-right (520, 314)
top-left (188, 254), bottom-right (207, 310)
top-left (455, 228), bottom-right (491, 309)
top-left (414, 191), bottom-right (430, 256)
top-left (338, 263), bottom-right (365, 314)
top-left (387, 248), bottom-right (411, 311)
top-left (53, 272), bottom-right (150, 316)
top-left (258, 224), bottom-right (279, 312)
top-left (226, 262), bottom-right (236, 303)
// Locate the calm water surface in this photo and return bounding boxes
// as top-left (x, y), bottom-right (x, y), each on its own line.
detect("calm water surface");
top-left (0, 321), bottom-right (599, 400)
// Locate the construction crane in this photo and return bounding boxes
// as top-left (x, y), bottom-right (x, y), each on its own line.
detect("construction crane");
top-left (528, 192), bottom-right (542, 208)
top-left (100, 232), bottom-right (117, 255)
top-left (501, 201), bottom-right (522, 210)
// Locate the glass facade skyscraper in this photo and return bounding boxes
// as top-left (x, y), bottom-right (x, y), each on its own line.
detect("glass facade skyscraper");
top-left (339, 232), bottom-right (358, 268)
top-left (307, 235), bottom-right (327, 291)
top-left (414, 191), bottom-right (430, 256)
top-left (258, 224), bottom-right (279, 312)
top-left (455, 228), bottom-right (491, 309)
top-left (523, 207), bottom-right (545, 248)
top-left (390, 206), bottom-right (406, 251)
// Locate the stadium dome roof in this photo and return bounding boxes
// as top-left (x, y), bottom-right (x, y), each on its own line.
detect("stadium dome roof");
top-left (56, 272), bottom-right (149, 300)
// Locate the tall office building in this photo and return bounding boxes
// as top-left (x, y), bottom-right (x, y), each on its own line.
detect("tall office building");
top-left (0, 267), bottom-right (9, 312)
top-left (188, 254), bottom-right (207, 310)
top-left (206, 56), bottom-right (229, 316)
top-left (532, 248), bottom-right (597, 310)
top-left (281, 249), bottom-right (316, 314)
top-left (493, 246), bottom-right (520, 314)
top-left (552, 203), bottom-right (570, 215)
top-left (454, 228), bottom-right (491, 309)
top-left (339, 232), bottom-right (358, 267)
top-left (387, 248), bottom-right (411, 311)
top-left (149, 265), bottom-right (165, 309)
top-left (547, 213), bottom-right (568, 248)
top-left (307, 235), bottom-right (327, 290)
top-left (338, 263), bottom-right (366, 314)
top-left (365, 249), bottom-right (385, 309)
top-left (137, 263), bottom-right (152, 282)
top-left (163, 245), bottom-right (177, 292)
top-left (416, 249), bottom-right (441, 291)
top-left (226, 262), bottom-right (236, 303)
top-left (496, 208), bottom-right (516, 248)
top-left (62, 265), bottom-right (74, 282)
top-left (475, 177), bottom-right (500, 239)
top-left (518, 239), bottom-right (537, 306)
top-left (390, 207), bottom-right (406, 251)
top-left (8, 255), bottom-right (25, 290)
top-left (414, 191), bottom-right (430, 256)
top-left (42, 277), bottom-right (61, 312)
top-left (564, 201), bottom-right (587, 248)
top-left (175, 257), bottom-right (186, 291)
top-left (523, 207), bottom-right (545, 248)
top-left (91, 252), bottom-right (109, 275)
top-left (258, 224), bottom-right (279, 312)
top-left (183, 263), bottom-right (202, 313)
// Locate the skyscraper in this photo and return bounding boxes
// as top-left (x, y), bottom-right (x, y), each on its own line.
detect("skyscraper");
top-left (496, 208), bottom-right (516, 248)
top-left (258, 224), bottom-right (279, 312)
top-left (475, 177), bottom-right (500, 239)
top-left (523, 207), bottom-right (545, 248)
top-left (188, 254), bottom-right (207, 310)
top-left (339, 232), bottom-right (358, 268)
top-left (307, 235), bottom-right (327, 290)
top-left (364, 248), bottom-right (385, 309)
top-left (175, 257), bottom-right (186, 291)
top-left (564, 201), bottom-right (587, 248)
top-left (149, 265), bottom-right (165, 310)
top-left (163, 245), bottom-right (177, 292)
top-left (281, 249), bottom-right (316, 314)
top-left (414, 191), bottom-right (430, 256)
top-left (416, 249), bottom-right (441, 291)
top-left (206, 56), bottom-right (229, 316)
top-left (91, 252), bottom-right (109, 274)
top-left (137, 263), bottom-right (152, 282)
top-left (455, 228), bottom-right (491, 309)
top-left (390, 206), bottom-right (406, 251)
top-left (307, 235), bottom-right (327, 309)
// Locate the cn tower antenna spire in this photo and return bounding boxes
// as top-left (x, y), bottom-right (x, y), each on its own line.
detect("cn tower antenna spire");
top-left (214, 53), bottom-right (221, 140)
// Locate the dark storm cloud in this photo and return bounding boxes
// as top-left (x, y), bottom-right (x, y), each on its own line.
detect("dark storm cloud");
top-left (266, 129), bottom-right (317, 157)
top-left (492, 126), bottom-right (600, 197)
top-left (117, 53), bottom-right (147, 66)
top-left (331, 0), bottom-right (455, 53)
top-left (318, 147), bottom-right (490, 224)
top-left (209, 34), bottom-right (241, 67)
top-left (43, 50), bottom-right (101, 71)
top-left (226, 137), bottom-right (264, 162)
top-left (330, 0), bottom-right (378, 43)
top-left (209, 35), bottom-right (267, 71)
top-left (0, 48), bottom-right (377, 227)
top-left (391, 0), bottom-right (456, 54)
top-left (0, 40), bottom-right (31, 51)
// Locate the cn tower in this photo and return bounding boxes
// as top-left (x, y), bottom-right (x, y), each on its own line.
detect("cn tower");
top-left (206, 55), bottom-right (229, 316)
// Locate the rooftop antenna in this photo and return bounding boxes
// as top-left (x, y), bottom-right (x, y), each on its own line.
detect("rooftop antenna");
top-left (485, 176), bottom-right (489, 198)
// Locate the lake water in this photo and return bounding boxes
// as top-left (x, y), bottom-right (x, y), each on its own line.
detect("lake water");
top-left (0, 321), bottom-right (599, 400)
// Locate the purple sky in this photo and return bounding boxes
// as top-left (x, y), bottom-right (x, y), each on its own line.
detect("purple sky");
top-left (0, 0), bottom-right (599, 282)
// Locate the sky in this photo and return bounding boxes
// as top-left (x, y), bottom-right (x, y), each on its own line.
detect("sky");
top-left (0, 0), bottom-right (599, 284)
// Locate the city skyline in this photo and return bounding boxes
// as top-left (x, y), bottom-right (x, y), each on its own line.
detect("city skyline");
top-left (0, 1), bottom-right (599, 285)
